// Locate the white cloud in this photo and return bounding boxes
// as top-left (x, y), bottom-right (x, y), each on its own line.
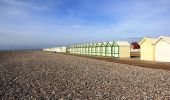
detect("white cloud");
top-left (0, 0), bottom-right (170, 50)
top-left (0, 0), bottom-right (50, 19)
top-left (1, 0), bottom-right (49, 11)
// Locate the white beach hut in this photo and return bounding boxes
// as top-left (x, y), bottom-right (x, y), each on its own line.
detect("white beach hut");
top-left (153, 36), bottom-right (170, 62)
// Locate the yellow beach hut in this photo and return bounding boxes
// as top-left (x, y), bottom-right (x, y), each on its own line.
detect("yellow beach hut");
top-left (139, 38), bottom-right (157, 61)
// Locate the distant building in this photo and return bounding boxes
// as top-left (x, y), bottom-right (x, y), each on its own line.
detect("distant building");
top-left (131, 42), bottom-right (140, 49)
top-left (130, 42), bottom-right (140, 57)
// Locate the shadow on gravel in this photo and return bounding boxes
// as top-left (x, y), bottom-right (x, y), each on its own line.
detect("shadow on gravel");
top-left (59, 53), bottom-right (170, 71)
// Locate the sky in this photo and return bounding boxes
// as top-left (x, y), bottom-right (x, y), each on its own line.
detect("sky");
top-left (0, 0), bottom-right (170, 50)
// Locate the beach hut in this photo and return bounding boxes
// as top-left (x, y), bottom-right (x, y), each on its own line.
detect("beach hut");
top-left (43, 48), bottom-right (47, 51)
top-left (96, 42), bottom-right (102, 56)
top-left (153, 36), bottom-right (170, 62)
top-left (101, 42), bottom-right (108, 56)
top-left (88, 43), bottom-right (93, 55)
top-left (77, 45), bottom-right (81, 54)
top-left (76, 45), bottom-right (79, 54)
top-left (69, 46), bottom-right (72, 53)
top-left (61, 47), bottom-right (67, 53)
top-left (72, 46), bottom-right (74, 54)
top-left (72, 45), bottom-right (76, 54)
top-left (113, 41), bottom-right (130, 58)
top-left (49, 48), bottom-right (54, 52)
top-left (66, 47), bottom-right (70, 53)
top-left (139, 38), bottom-right (157, 61)
top-left (53, 47), bottom-right (61, 53)
top-left (81, 44), bottom-right (85, 55)
top-left (106, 41), bottom-right (115, 57)
top-left (48, 48), bottom-right (52, 52)
top-left (75, 45), bottom-right (79, 54)
top-left (79, 45), bottom-right (82, 54)
top-left (79, 44), bottom-right (83, 54)
top-left (85, 44), bottom-right (89, 55)
top-left (71, 46), bottom-right (74, 53)
top-left (43, 48), bottom-right (46, 51)
top-left (92, 43), bottom-right (97, 56)
top-left (75, 45), bottom-right (78, 54)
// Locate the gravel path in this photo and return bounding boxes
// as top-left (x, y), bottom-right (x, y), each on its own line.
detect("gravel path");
top-left (0, 51), bottom-right (170, 99)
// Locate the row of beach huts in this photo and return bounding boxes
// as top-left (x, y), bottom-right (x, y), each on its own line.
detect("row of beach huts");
top-left (43, 47), bottom-right (67, 53)
top-left (43, 36), bottom-right (170, 62)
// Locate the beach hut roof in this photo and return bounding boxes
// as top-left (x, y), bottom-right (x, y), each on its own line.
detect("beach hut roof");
top-left (139, 38), bottom-right (157, 45)
top-left (101, 41), bottom-right (108, 46)
top-left (115, 41), bottom-right (130, 46)
top-left (92, 43), bottom-right (98, 47)
top-left (153, 36), bottom-right (170, 45)
top-left (107, 41), bottom-right (115, 46)
top-left (96, 42), bottom-right (102, 45)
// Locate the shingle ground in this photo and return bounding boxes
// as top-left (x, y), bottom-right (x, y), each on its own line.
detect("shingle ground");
top-left (0, 51), bottom-right (170, 99)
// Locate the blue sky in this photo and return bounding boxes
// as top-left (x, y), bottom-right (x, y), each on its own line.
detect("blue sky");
top-left (0, 0), bottom-right (170, 50)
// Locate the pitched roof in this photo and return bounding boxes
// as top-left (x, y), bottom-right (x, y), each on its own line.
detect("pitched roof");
top-left (97, 42), bottom-right (102, 45)
top-left (139, 38), bottom-right (157, 45)
top-left (108, 41), bottom-right (115, 44)
top-left (153, 36), bottom-right (170, 45)
top-left (115, 41), bottom-right (130, 46)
